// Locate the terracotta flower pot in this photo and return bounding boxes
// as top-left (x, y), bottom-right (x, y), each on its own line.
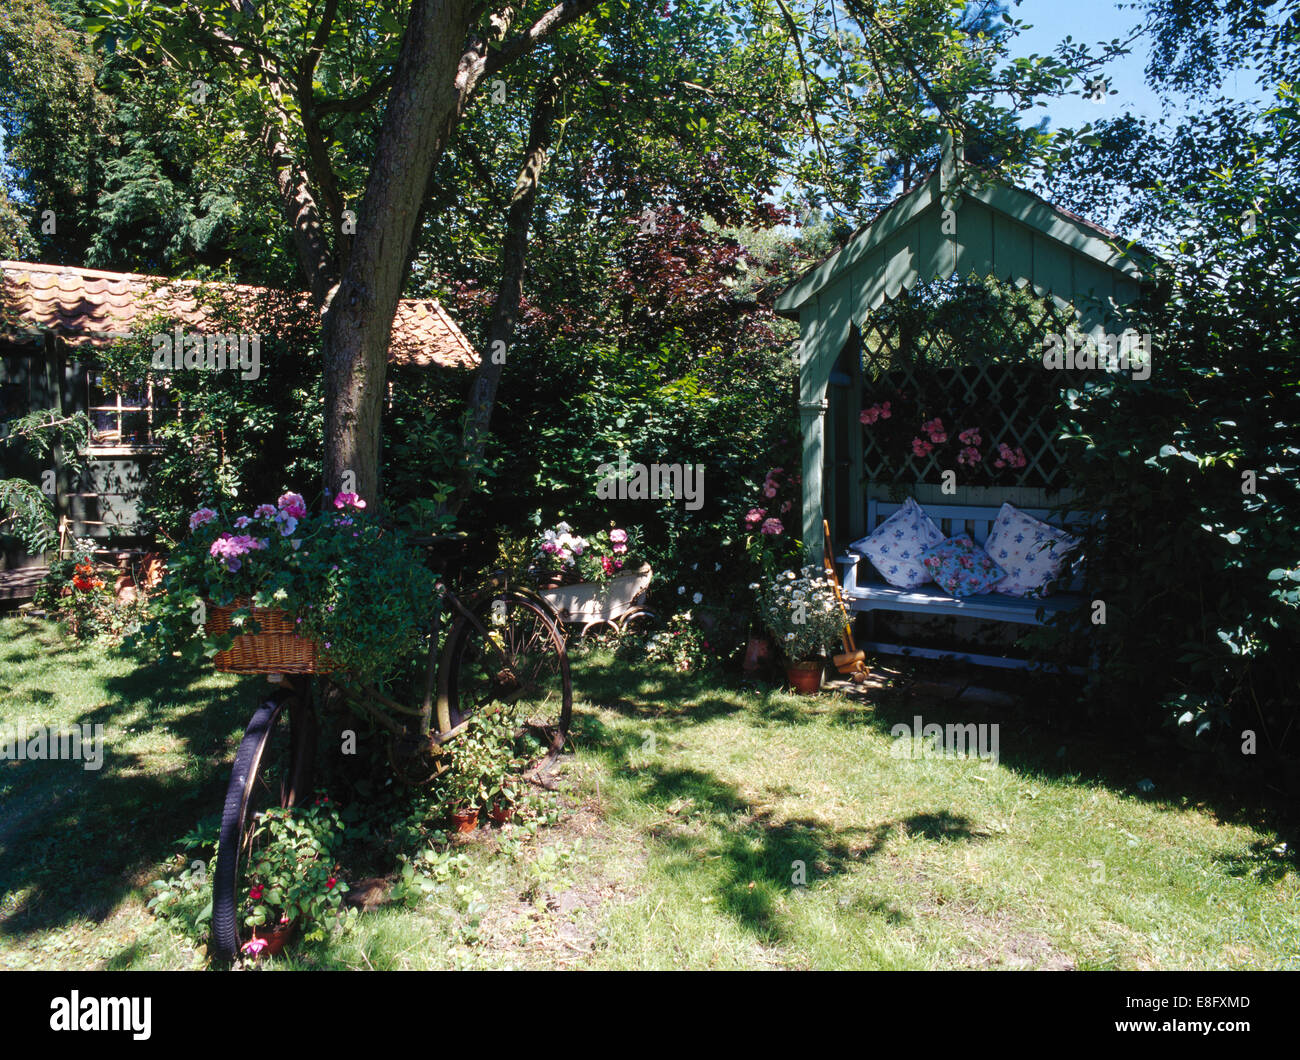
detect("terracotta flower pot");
top-left (244, 918), bottom-right (295, 959)
top-left (450, 807), bottom-right (479, 833)
top-left (488, 802), bottom-right (515, 825)
top-left (785, 659), bottom-right (823, 695)
top-left (742, 635), bottom-right (773, 672)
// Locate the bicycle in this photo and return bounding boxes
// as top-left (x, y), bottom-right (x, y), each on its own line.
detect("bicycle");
top-left (210, 532), bottom-right (571, 961)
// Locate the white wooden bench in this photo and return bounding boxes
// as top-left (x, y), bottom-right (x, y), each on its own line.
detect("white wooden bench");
top-left (838, 499), bottom-right (1090, 671)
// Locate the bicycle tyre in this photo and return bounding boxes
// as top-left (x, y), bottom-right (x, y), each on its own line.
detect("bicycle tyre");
top-left (211, 686), bottom-right (316, 961)
top-left (436, 590), bottom-right (572, 762)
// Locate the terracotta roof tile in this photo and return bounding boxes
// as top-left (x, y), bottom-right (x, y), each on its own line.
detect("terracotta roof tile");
top-left (0, 261), bottom-right (478, 369)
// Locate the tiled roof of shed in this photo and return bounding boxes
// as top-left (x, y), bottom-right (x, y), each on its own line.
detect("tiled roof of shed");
top-left (0, 261), bottom-right (478, 369)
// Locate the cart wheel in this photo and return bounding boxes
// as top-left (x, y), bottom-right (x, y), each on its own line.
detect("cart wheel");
top-left (618, 608), bottom-right (657, 636)
top-left (579, 620), bottom-right (618, 641)
top-left (438, 590), bottom-right (572, 765)
top-left (212, 683), bottom-right (317, 963)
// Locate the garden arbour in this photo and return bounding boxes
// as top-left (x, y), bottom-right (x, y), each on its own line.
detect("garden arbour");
top-left (775, 133), bottom-right (1154, 556)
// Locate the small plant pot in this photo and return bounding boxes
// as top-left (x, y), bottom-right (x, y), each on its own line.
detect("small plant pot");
top-left (244, 918), bottom-right (295, 959)
top-left (488, 802), bottom-right (515, 825)
top-left (785, 659), bottom-right (823, 695)
top-left (450, 807), bottom-right (479, 833)
top-left (742, 635), bottom-right (773, 672)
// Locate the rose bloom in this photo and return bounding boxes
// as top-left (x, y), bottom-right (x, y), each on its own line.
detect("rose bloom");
top-left (760, 518), bottom-right (783, 535)
top-left (744, 508), bottom-right (765, 528)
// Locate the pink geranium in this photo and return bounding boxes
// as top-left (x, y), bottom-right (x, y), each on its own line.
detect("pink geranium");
top-left (253, 504), bottom-right (277, 520)
top-left (277, 492), bottom-right (308, 519)
top-left (957, 446), bottom-right (982, 466)
top-left (958, 427), bottom-right (981, 446)
top-left (189, 507), bottom-right (217, 531)
top-left (912, 437), bottom-right (934, 458)
top-left (333, 492), bottom-right (366, 510)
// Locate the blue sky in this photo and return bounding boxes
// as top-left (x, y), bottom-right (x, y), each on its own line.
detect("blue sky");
top-left (1010, 0), bottom-right (1267, 130)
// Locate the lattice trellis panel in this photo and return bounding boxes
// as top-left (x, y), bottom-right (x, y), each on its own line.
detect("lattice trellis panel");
top-left (856, 277), bottom-right (1091, 491)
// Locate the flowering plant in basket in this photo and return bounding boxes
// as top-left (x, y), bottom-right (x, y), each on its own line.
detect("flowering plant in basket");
top-left (138, 490), bottom-right (436, 682)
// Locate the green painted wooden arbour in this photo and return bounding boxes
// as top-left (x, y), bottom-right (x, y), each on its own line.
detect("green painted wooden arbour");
top-left (774, 135), bottom-right (1153, 561)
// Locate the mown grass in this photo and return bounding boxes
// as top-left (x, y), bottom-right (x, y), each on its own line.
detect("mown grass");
top-left (1, 615), bottom-right (1296, 970)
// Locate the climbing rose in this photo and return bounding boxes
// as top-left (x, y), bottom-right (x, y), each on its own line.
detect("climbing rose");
top-left (760, 518), bottom-right (783, 535)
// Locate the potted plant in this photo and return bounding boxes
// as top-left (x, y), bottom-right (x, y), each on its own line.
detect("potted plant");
top-left (137, 490), bottom-right (436, 681)
top-left (239, 794), bottom-right (348, 959)
top-left (440, 708), bottom-right (519, 832)
top-left (759, 565), bottom-right (845, 694)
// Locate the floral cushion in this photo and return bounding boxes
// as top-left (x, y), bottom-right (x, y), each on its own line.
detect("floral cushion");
top-left (849, 497), bottom-right (945, 588)
top-left (919, 533), bottom-right (1007, 597)
top-left (983, 503), bottom-right (1082, 598)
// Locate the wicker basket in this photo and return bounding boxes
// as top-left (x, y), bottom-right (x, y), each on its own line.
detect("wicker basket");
top-left (206, 601), bottom-right (335, 674)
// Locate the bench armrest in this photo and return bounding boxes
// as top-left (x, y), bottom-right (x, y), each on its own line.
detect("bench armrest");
top-left (836, 551), bottom-right (862, 593)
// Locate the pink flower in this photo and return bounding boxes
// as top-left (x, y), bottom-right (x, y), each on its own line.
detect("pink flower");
top-left (760, 518), bottom-right (783, 535)
top-left (189, 507), bottom-right (217, 531)
top-left (922, 417), bottom-right (947, 444)
top-left (859, 402), bottom-right (892, 426)
top-left (912, 438), bottom-right (934, 458)
top-left (333, 492), bottom-right (366, 510)
top-left (277, 492), bottom-right (308, 519)
top-left (780, 500), bottom-right (792, 513)
top-left (744, 508), bottom-right (766, 528)
top-left (233, 516), bottom-right (252, 529)
top-left (253, 504), bottom-right (277, 520)
top-left (763, 485), bottom-right (777, 498)
top-left (609, 529), bottom-right (628, 546)
top-left (958, 427), bottom-right (981, 446)
top-left (242, 937), bottom-right (269, 956)
top-left (957, 446), bottom-right (982, 466)
top-left (541, 541), bottom-right (559, 554)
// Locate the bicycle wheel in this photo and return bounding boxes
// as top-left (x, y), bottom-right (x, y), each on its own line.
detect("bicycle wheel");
top-left (212, 684), bottom-right (317, 961)
top-left (437, 590), bottom-right (572, 762)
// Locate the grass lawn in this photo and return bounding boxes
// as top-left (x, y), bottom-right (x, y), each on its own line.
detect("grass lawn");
top-left (1, 614), bottom-right (1296, 970)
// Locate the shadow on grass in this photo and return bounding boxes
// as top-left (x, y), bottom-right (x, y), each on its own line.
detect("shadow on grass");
top-left (0, 633), bottom-right (269, 945)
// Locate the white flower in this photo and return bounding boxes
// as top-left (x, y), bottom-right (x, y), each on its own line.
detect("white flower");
top-left (785, 633), bottom-right (795, 641)
top-left (748, 582), bottom-right (759, 590)
top-left (556, 521), bottom-right (572, 533)
top-left (677, 585), bottom-right (686, 595)
top-left (693, 592), bottom-right (703, 604)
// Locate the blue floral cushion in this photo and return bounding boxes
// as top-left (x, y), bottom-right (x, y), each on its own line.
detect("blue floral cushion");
top-left (919, 533), bottom-right (1007, 597)
top-left (982, 503), bottom-right (1082, 598)
top-left (850, 497), bottom-right (945, 588)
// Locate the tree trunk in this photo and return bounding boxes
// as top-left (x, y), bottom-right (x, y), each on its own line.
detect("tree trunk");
top-left (321, 0), bottom-right (475, 505)
top-left (450, 72), bottom-right (563, 515)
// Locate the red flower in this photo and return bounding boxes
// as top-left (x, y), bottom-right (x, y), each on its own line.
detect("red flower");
top-left (326, 877), bottom-right (337, 890)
